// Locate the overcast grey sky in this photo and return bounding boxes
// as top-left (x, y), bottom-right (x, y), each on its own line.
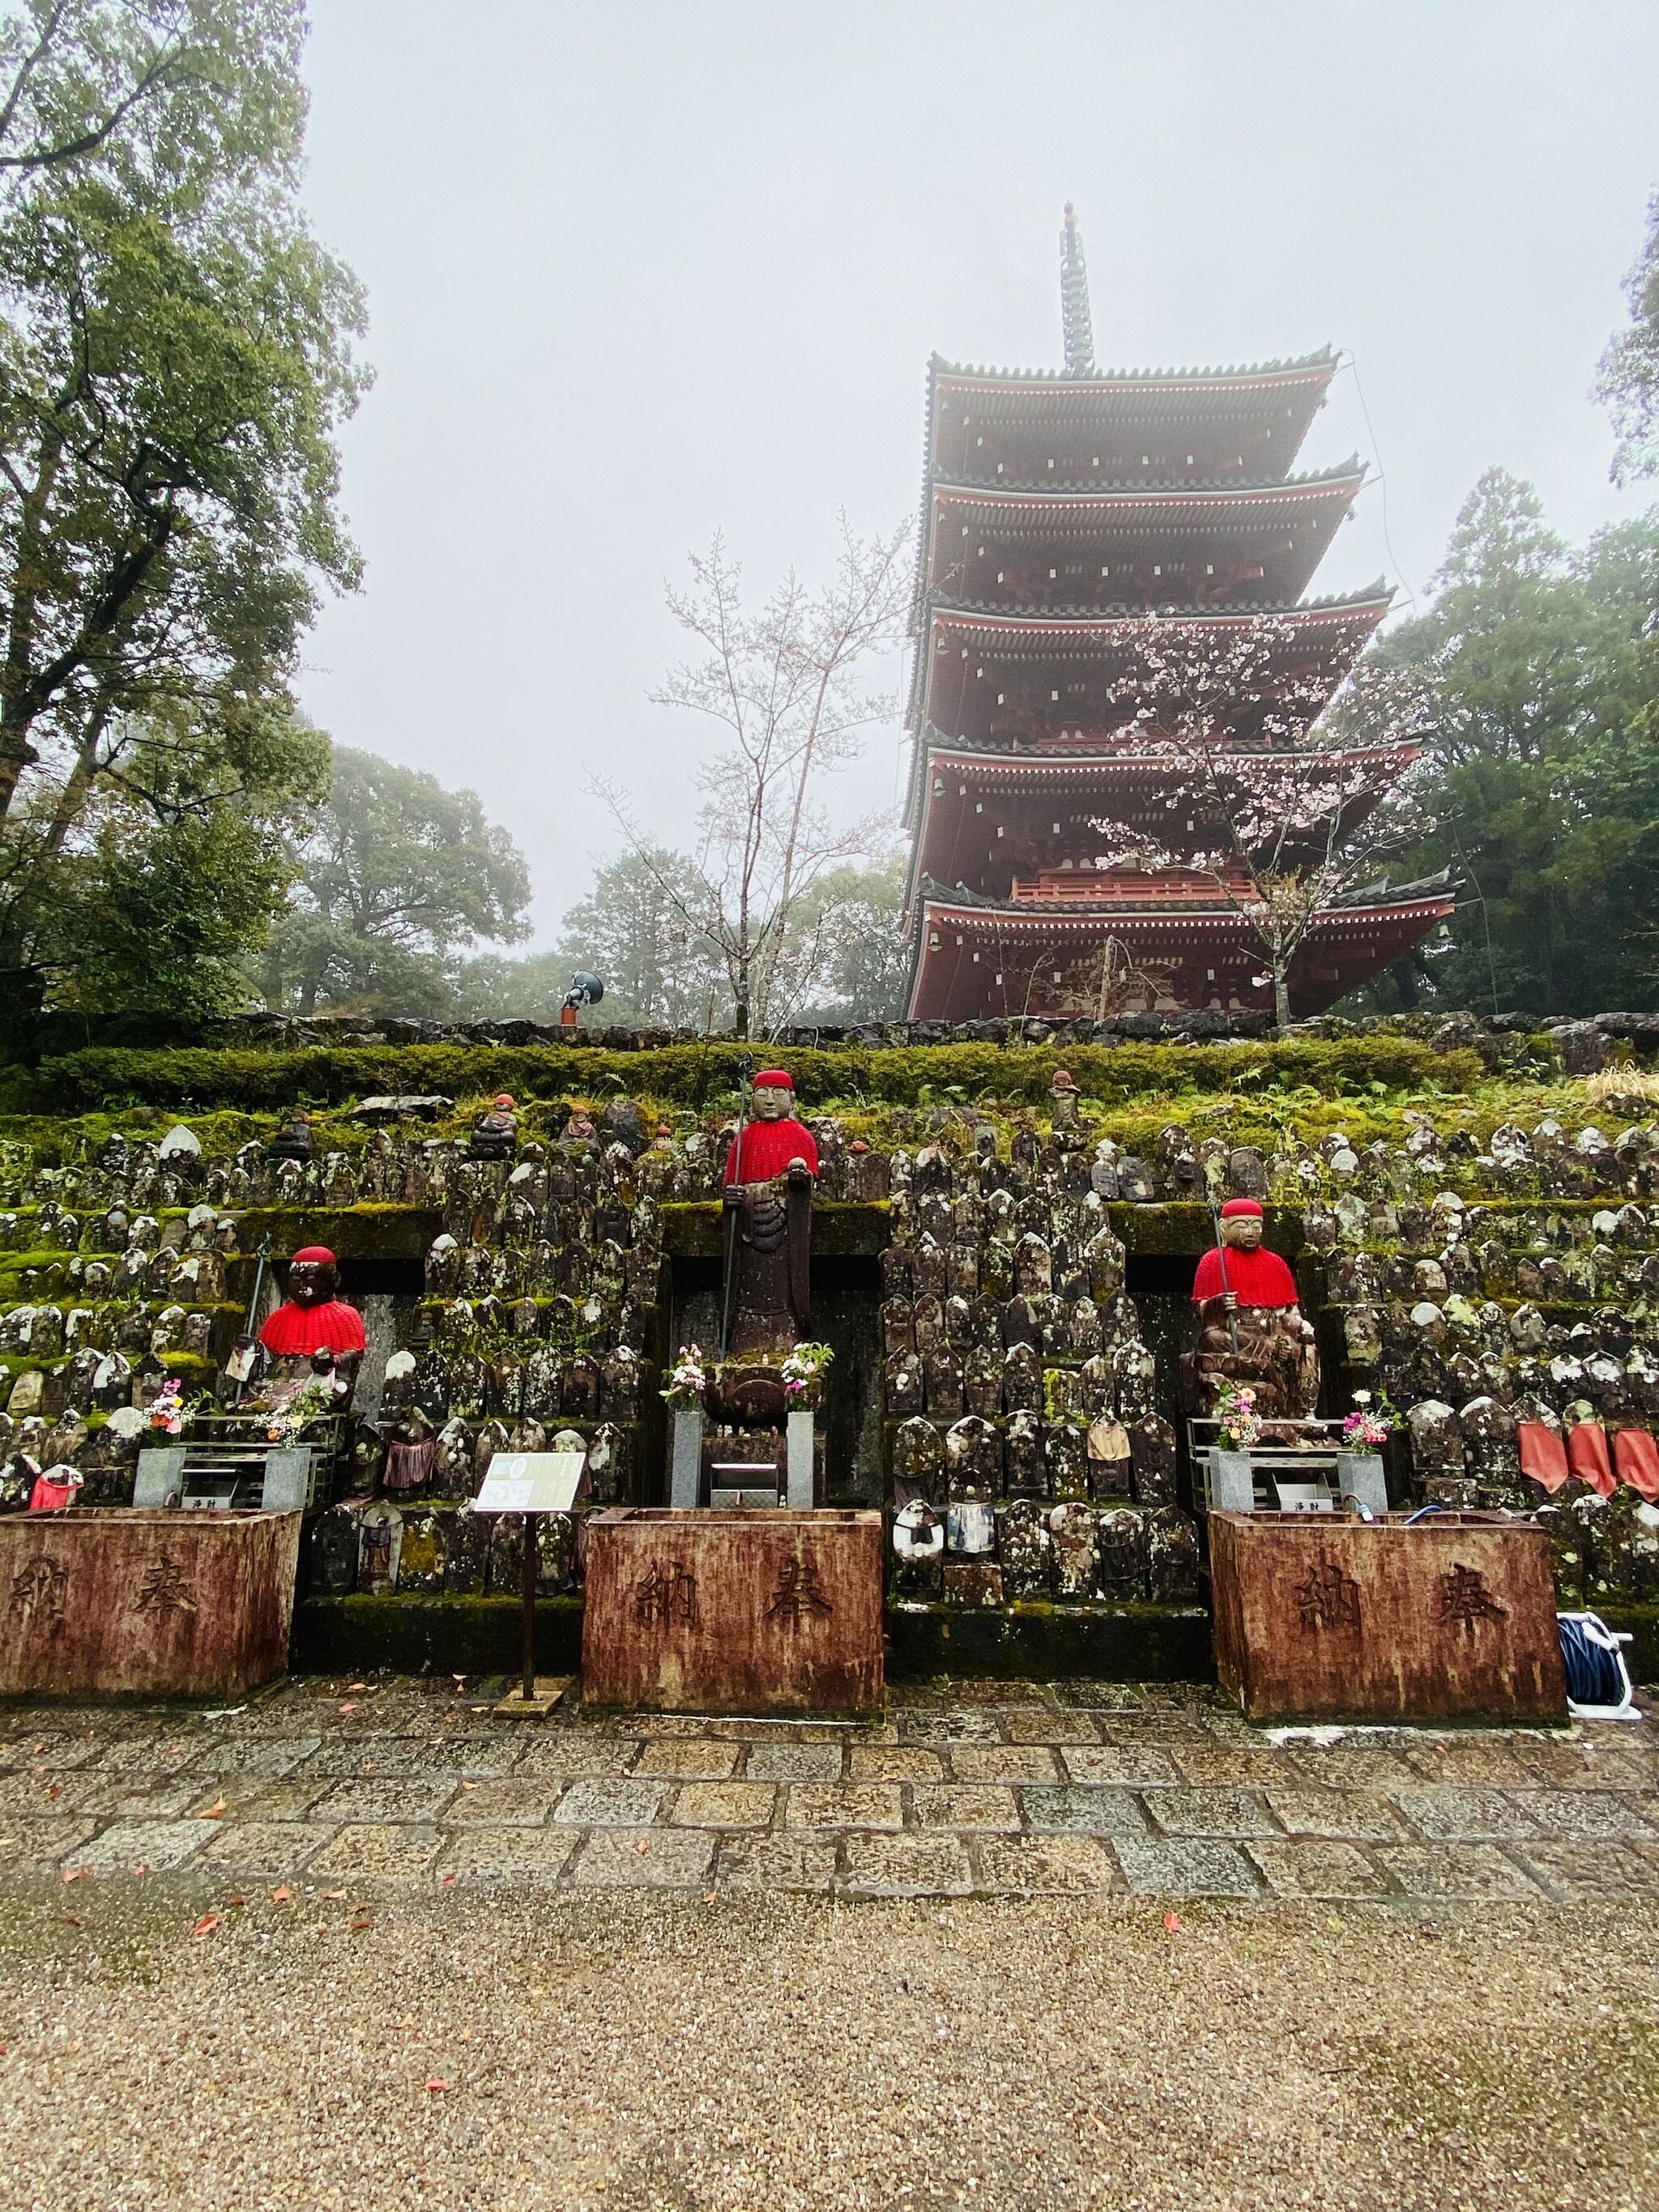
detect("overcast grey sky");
top-left (293, 2), bottom-right (1659, 948)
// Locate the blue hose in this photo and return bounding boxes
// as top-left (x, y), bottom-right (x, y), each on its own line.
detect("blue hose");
top-left (1559, 1615), bottom-right (1631, 1710)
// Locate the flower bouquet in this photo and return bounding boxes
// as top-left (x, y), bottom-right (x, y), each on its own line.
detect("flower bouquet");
top-left (779, 1341), bottom-right (834, 1407)
top-left (146, 1379), bottom-right (191, 1437)
top-left (1341, 1390), bottom-right (1397, 1449)
top-left (662, 1345), bottom-right (708, 1412)
top-left (1214, 1383), bottom-right (1263, 1452)
top-left (263, 1379), bottom-right (339, 1444)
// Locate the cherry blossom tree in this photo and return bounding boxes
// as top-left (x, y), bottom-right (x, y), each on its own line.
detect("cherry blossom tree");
top-left (592, 514), bottom-right (910, 1037)
top-left (1083, 613), bottom-right (1439, 1028)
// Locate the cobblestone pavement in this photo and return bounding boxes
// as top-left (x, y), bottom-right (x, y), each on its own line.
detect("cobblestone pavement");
top-left (4, 1675), bottom-right (1658, 1901)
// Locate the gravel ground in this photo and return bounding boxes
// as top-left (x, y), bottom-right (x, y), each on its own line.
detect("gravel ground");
top-left (0, 1877), bottom-right (1655, 2212)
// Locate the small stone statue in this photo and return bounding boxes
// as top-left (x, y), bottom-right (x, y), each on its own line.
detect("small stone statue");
top-left (721, 1070), bottom-right (819, 1358)
top-left (381, 1404), bottom-right (438, 1493)
top-left (265, 1109), bottom-right (313, 1165)
top-left (1186, 1199), bottom-right (1319, 1425)
top-left (469, 1093), bottom-right (518, 1162)
top-left (561, 1106), bottom-right (598, 1146)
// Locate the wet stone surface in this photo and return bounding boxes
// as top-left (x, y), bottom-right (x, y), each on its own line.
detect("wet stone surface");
top-left (0, 1676), bottom-right (1654, 1901)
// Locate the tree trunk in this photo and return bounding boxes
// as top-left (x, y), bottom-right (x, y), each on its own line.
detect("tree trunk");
top-left (1273, 965), bottom-right (1293, 1032)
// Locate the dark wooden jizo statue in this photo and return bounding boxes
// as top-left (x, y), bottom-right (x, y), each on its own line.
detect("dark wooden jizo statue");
top-left (1185, 1199), bottom-right (1320, 1426)
top-left (721, 1071), bottom-right (819, 1358)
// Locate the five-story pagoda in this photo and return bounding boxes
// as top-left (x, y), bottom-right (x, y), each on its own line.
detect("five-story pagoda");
top-left (902, 207), bottom-right (1454, 1022)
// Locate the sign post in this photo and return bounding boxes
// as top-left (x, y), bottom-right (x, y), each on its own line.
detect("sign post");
top-left (472, 1450), bottom-right (588, 1712)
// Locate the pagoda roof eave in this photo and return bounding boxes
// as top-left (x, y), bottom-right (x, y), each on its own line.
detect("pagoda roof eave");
top-left (930, 345), bottom-right (1337, 391)
top-left (928, 458), bottom-right (1364, 510)
top-left (904, 582), bottom-right (1392, 732)
top-left (914, 879), bottom-right (1456, 930)
top-left (924, 580), bottom-right (1392, 633)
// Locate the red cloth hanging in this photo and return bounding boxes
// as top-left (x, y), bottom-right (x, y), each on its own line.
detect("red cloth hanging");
top-left (1614, 1427), bottom-right (1659, 1502)
top-left (1517, 1422), bottom-right (1570, 1494)
top-left (1567, 1421), bottom-right (1616, 1498)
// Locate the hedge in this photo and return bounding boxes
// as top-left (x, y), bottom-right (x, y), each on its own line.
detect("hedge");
top-left (3, 1036), bottom-right (1486, 1116)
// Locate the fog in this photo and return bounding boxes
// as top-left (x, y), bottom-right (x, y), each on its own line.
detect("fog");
top-left (292, 2), bottom-right (1659, 944)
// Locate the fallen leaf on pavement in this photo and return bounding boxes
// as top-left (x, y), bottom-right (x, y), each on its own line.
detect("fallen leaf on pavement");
top-left (1163, 1912), bottom-right (1183, 1933)
top-left (441, 1873), bottom-right (457, 1887)
top-left (130, 1864), bottom-right (147, 1877)
top-left (337, 1700), bottom-right (358, 1715)
top-left (227, 1894), bottom-right (248, 1907)
top-left (634, 1839), bottom-right (650, 1855)
top-left (61, 1867), bottom-right (87, 1884)
top-left (324, 1888), bottom-right (348, 1901)
top-left (198, 1798), bottom-right (227, 1820)
top-left (60, 1912), bottom-right (81, 1927)
top-left (45, 1783), bottom-right (62, 1801)
top-left (272, 1885), bottom-right (294, 1903)
top-left (347, 1682), bottom-right (369, 1693)
top-left (352, 1916), bottom-right (373, 1931)
top-left (425, 2078), bottom-right (448, 2094)
top-left (192, 1912), bottom-right (221, 1937)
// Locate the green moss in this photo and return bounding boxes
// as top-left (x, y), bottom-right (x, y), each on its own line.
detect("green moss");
top-left (1, 1034), bottom-right (1483, 1116)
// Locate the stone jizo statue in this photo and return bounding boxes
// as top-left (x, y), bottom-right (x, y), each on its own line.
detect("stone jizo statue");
top-left (469, 1093), bottom-right (518, 1162)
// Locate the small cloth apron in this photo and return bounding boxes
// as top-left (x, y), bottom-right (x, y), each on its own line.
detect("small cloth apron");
top-left (1614, 1427), bottom-right (1659, 1502)
top-left (1517, 1422), bottom-right (1570, 1494)
top-left (1567, 1421), bottom-right (1616, 1498)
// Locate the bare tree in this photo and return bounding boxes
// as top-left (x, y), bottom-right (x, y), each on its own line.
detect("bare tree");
top-left (593, 514), bottom-right (910, 1036)
top-left (1082, 614), bottom-right (1439, 1029)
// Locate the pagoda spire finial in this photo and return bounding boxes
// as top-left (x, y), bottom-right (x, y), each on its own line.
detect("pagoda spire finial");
top-left (1060, 201), bottom-right (1095, 377)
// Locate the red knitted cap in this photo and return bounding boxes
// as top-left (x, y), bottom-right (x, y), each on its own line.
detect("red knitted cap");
top-left (290, 1246), bottom-right (338, 1265)
top-left (1220, 1199), bottom-right (1264, 1219)
top-left (753, 1070), bottom-right (793, 1090)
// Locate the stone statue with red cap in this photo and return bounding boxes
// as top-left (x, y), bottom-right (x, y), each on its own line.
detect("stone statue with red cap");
top-left (254, 1246), bottom-right (368, 1404)
top-left (721, 1070), bottom-right (819, 1358)
top-left (1187, 1200), bottom-right (1320, 1426)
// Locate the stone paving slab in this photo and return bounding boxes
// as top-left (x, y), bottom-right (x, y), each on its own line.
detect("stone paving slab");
top-left (569, 1827), bottom-right (715, 1887)
top-left (194, 1820), bottom-right (338, 1874)
top-left (2, 1678), bottom-right (1657, 1903)
top-left (742, 1742), bottom-right (842, 1782)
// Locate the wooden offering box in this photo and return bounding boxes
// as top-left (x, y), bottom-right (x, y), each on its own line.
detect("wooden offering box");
top-left (582, 1509), bottom-right (884, 1716)
top-left (1209, 1511), bottom-right (1567, 1724)
top-left (0, 1509), bottom-right (304, 1701)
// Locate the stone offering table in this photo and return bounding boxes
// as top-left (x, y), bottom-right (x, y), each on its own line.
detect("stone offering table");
top-left (582, 1507), bottom-right (883, 1716)
top-left (0, 1509), bottom-right (304, 1700)
top-left (1209, 1510), bottom-right (1567, 1724)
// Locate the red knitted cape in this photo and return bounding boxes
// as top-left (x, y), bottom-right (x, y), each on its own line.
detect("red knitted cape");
top-left (723, 1117), bottom-right (820, 1183)
top-left (259, 1298), bottom-right (367, 1356)
top-left (1191, 1245), bottom-right (1298, 1307)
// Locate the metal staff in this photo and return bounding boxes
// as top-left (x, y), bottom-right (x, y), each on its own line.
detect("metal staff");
top-left (718, 1052), bottom-right (753, 1361)
top-left (232, 1234), bottom-right (273, 1407)
top-left (1205, 1192), bottom-right (1242, 1357)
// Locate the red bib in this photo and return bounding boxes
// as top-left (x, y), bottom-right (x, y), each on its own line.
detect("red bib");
top-left (1567, 1421), bottom-right (1615, 1498)
top-left (1518, 1423), bottom-right (1570, 1494)
top-left (1614, 1427), bottom-right (1659, 1502)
